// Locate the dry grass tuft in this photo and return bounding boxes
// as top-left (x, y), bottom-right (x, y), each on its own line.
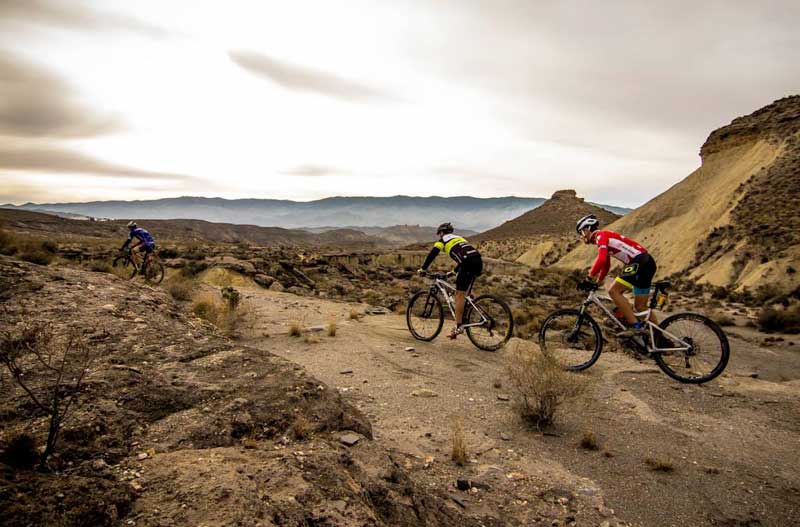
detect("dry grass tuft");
top-left (348, 309), bottom-right (362, 321)
top-left (326, 320), bottom-right (337, 337)
top-left (644, 456), bottom-right (675, 473)
top-left (451, 418), bottom-right (467, 466)
top-left (166, 276), bottom-right (196, 301)
top-left (288, 321), bottom-right (302, 337)
top-left (303, 334), bottom-right (320, 344)
top-left (241, 437), bottom-right (258, 450)
top-left (506, 345), bottom-right (586, 428)
top-left (192, 290), bottom-right (246, 336)
top-left (291, 416), bottom-right (314, 440)
top-left (579, 431), bottom-right (599, 450)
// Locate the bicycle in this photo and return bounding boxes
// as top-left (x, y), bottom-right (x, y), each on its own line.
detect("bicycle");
top-left (406, 271), bottom-right (514, 351)
top-left (112, 247), bottom-right (165, 285)
top-left (538, 280), bottom-right (729, 384)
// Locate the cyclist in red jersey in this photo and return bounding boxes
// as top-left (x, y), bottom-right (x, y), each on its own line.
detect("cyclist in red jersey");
top-left (576, 214), bottom-right (657, 335)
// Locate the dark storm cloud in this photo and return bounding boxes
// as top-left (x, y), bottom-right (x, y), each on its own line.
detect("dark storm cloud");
top-left (229, 50), bottom-right (395, 102)
top-left (0, 144), bottom-right (194, 181)
top-left (0, 50), bottom-right (121, 138)
top-left (0, 0), bottom-right (168, 37)
top-left (281, 165), bottom-right (350, 177)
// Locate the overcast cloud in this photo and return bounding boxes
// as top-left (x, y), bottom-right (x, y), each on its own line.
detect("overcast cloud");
top-left (0, 0), bottom-right (798, 207)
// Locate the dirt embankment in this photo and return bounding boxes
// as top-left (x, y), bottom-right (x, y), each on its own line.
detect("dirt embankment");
top-left (0, 256), bottom-right (478, 526)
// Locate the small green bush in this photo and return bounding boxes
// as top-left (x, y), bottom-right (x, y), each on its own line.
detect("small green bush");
top-left (19, 249), bottom-right (53, 266)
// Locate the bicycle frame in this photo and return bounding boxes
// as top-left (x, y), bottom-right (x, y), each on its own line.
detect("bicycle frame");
top-left (428, 278), bottom-right (487, 328)
top-left (579, 290), bottom-right (692, 354)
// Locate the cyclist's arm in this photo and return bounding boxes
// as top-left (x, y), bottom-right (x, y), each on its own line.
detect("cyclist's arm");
top-left (120, 231), bottom-right (134, 251)
top-left (588, 235), bottom-right (610, 282)
top-left (421, 242), bottom-right (444, 270)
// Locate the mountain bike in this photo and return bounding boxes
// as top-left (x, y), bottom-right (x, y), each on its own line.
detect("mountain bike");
top-left (539, 280), bottom-right (729, 384)
top-left (112, 247), bottom-right (165, 285)
top-left (406, 271), bottom-right (513, 351)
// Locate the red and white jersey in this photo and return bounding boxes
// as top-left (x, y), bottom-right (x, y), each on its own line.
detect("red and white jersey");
top-left (589, 230), bottom-right (647, 281)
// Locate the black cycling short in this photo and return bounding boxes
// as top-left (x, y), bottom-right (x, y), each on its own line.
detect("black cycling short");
top-left (616, 253), bottom-right (656, 295)
top-left (456, 255), bottom-right (483, 292)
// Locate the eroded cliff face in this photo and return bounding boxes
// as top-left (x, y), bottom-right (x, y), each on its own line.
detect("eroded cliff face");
top-left (555, 96), bottom-right (800, 294)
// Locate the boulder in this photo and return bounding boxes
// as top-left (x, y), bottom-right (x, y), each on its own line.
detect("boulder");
top-left (253, 274), bottom-right (275, 288)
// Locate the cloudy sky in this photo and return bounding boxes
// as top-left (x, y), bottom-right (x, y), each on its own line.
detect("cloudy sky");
top-left (1, 0), bottom-right (798, 207)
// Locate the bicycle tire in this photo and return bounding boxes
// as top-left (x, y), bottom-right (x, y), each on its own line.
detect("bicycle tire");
top-left (539, 308), bottom-right (603, 371)
top-left (464, 294), bottom-right (513, 351)
top-left (406, 291), bottom-right (444, 341)
top-left (145, 260), bottom-right (165, 285)
top-left (653, 313), bottom-right (729, 384)
top-left (112, 254), bottom-right (137, 279)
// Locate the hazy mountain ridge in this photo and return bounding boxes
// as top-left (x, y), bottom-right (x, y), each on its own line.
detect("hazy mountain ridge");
top-left (5, 195), bottom-right (631, 233)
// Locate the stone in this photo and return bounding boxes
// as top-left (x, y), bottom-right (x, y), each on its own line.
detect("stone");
top-left (497, 394), bottom-right (510, 401)
top-left (253, 274), bottom-right (275, 288)
top-left (456, 479), bottom-right (471, 491)
top-left (339, 433), bottom-right (361, 447)
top-left (339, 369), bottom-right (354, 375)
top-left (91, 459), bottom-right (109, 471)
top-left (411, 389), bottom-right (438, 398)
top-left (500, 433), bottom-right (513, 441)
top-left (404, 347), bottom-right (415, 352)
top-left (130, 480), bottom-right (143, 491)
top-left (137, 452), bottom-right (149, 460)
top-left (269, 281), bottom-right (285, 292)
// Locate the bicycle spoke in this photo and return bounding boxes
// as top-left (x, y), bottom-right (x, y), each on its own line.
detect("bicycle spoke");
top-left (655, 315), bottom-right (728, 382)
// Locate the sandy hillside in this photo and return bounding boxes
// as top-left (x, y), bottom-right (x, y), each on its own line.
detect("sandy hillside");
top-left (556, 96), bottom-right (800, 293)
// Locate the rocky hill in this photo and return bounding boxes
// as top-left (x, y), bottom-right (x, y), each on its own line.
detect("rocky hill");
top-left (556, 95), bottom-right (800, 294)
top-left (0, 256), bottom-right (478, 526)
top-left (474, 190), bottom-right (620, 265)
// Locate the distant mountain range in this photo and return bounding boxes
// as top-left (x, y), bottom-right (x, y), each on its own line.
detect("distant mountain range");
top-left (3, 196), bottom-right (631, 233)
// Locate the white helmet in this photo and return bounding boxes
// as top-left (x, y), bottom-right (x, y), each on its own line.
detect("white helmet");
top-left (576, 214), bottom-right (599, 234)
top-left (127, 220), bottom-right (137, 229)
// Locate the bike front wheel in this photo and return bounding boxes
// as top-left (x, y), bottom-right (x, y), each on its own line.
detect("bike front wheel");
top-left (112, 254), bottom-right (137, 279)
top-left (653, 313), bottom-right (729, 384)
top-left (539, 309), bottom-right (603, 371)
top-left (406, 291), bottom-right (444, 341)
top-left (464, 294), bottom-right (513, 351)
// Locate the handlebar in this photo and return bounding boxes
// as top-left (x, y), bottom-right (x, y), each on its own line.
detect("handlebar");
top-left (576, 280), bottom-right (599, 292)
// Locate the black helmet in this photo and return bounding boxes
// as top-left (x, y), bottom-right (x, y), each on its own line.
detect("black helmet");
top-left (576, 214), bottom-right (599, 234)
top-left (436, 222), bottom-right (454, 235)
top-left (127, 220), bottom-right (137, 230)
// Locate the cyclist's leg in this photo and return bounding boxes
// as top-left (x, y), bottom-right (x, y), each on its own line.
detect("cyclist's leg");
top-left (449, 260), bottom-right (477, 337)
top-left (633, 254), bottom-right (657, 323)
top-left (609, 279), bottom-right (636, 324)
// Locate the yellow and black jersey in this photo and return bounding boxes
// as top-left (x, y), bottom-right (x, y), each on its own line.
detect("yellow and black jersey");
top-left (421, 233), bottom-right (480, 269)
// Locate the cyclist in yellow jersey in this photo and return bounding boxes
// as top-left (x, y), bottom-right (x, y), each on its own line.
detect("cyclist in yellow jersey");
top-left (418, 223), bottom-right (483, 339)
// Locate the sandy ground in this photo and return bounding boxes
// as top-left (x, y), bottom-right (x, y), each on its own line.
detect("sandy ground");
top-left (239, 286), bottom-right (800, 527)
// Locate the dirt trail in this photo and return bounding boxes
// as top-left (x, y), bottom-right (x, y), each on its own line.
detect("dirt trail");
top-left (241, 286), bottom-right (800, 527)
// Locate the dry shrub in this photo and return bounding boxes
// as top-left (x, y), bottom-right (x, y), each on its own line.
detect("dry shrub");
top-left (192, 290), bottom-right (245, 336)
top-left (303, 334), bottom-right (320, 344)
top-left (291, 416), bottom-right (313, 440)
top-left (0, 228), bottom-right (18, 255)
top-left (713, 313), bottom-right (736, 327)
top-left (288, 321), bottom-right (302, 337)
top-left (0, 323), bottom-right (93, 470)
top-left (326, 320), bottom-right (337, 337)
top-left (579, 431), bottom-right (599, 450)
top-left (758, 304), bottom-right (800, 334)
top-left (506, 346), bottom-right (585, 428)
top-left (348, 309), bottom-right (362, 321)
top-left (644, 457), bottom-right (675, 473)
top-left (451, 419), bottom-right (467, 466)
top-left (167, 276), bottom-right (196, 301)
top-left (87, 260), bottom-right (113, 273)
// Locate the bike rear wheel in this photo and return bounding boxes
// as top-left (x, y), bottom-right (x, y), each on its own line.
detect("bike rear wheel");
top-left (464, 294), bottom-right (513, 351)
top-left (653, 313), bottom-right (729, 384)
top-left (144, 259), bottom-right (165, 284)
top-left (112, 254), bottom-right (137, 279)
top-left (539, 309), bottom-right (603, 371)
top-left (406, 291), bottom-right (444, 341)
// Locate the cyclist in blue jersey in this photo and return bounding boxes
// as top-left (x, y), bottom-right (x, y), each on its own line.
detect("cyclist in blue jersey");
top-left (418, 222), bottom-right (483, 339)
top-left (121, 221), bottom-right (156, 275)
